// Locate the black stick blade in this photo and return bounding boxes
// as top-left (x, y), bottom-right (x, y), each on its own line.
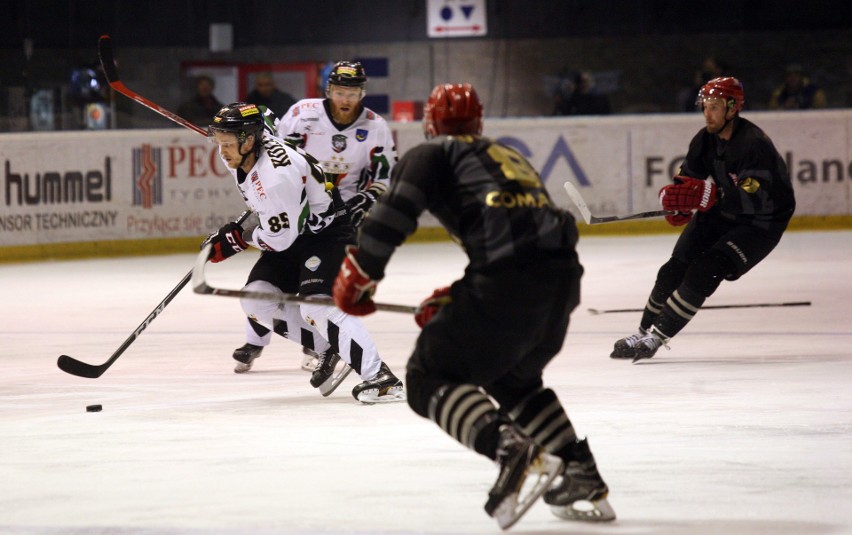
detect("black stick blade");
top-left (97, 35), bottom-right (120, 83)
top-left (57, 355), bottom-right (105, 379)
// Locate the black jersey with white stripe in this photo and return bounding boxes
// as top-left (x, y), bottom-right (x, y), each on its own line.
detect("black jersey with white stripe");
top-left (356, 135), bottom-right (578, 278)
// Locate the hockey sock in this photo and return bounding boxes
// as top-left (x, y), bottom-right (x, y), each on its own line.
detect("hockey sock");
top-left (641, 257), bottom-right (689, 330)
top-left (507, 388), bottom-right (578, 459)
top-left (654, 250), bottom-right (733, 337)
top-left (428, 384), bottom-right (504, 460)
top-left (655, 285), bottom-right (705, 337)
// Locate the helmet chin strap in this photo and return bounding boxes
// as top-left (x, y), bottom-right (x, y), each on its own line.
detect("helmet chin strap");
top-left (237, 134), bottom-right (259, 169)
top-left (719, 114), bottom-right (735, 138)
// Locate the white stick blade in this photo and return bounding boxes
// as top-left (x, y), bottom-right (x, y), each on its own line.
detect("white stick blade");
top-left (563, 182), bottom-right (593, 224)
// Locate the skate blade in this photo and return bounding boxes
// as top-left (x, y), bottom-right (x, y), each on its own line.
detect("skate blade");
top-left (318, 362), bottom-right (353, 397)
top-left (357, 385), bottom-right (407, 404)
top-left (494, 453), bottom-right (564, 530)
top-left (550, 497), bottom-right (616, 522)
top-left (233, 363), bottom-right (252, 373)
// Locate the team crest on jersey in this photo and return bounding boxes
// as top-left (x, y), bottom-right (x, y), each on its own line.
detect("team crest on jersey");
top-left (355, 129), bottom-right (368, 142)
top-left (332, 134), bottom-right (347, 153)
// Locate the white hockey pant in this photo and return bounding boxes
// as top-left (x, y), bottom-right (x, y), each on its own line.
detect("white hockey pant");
top-left (240, 281), bottom-right (382, 379)
top-left (300, 301), bottom-right (382, 380)
top-left (239, 281), bottom-right (331, 353)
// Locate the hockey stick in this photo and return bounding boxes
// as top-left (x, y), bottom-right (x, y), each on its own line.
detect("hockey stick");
top-left (563, 182), bottom-right (671, 224)
top-left (192, 244), bottom-right (419, 314)
top-left (98, 35), bottom-right (208, 137)
top-left (57, 212), bottom-right (251, 378)
top-left (588, 301), bottom-right (811, 315)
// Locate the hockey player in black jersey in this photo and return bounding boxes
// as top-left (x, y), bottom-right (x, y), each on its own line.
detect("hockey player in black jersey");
top-left (333, 83), bottom-right (615, 528)
top-left (610, 77), bottom-right (796, 362)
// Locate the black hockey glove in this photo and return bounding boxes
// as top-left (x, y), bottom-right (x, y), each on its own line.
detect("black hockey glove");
top-left (208, 222), bottom-right (249, 263)
top-left (345, 183), bottom-right (387, 227)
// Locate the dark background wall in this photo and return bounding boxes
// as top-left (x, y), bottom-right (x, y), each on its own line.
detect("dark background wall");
top-left (2, 0), bottom-right (850, 130)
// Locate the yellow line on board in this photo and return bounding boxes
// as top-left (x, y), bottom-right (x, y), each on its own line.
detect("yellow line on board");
top-left (0, 215), bottom-right (849, 264)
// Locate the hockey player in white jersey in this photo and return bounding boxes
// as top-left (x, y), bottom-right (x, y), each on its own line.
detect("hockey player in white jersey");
top-left (205, 102), bottom-right (405, 403)
top-left (232, 60), bottom-right (398, 373)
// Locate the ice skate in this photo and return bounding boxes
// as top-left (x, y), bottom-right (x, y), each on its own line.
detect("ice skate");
top-left (351, 362), bottom-right (406, 404)
top-left (632, 327), bottom-right (669, 362)
top-left (300, 347), bottom-right (320, 372)
top-left (484, 425), bottom-right (564, 530)
top-left (544, 439), bottom-right (616, 522)
top-left (310, 352), bottom-right (353, 397)
top-left (610, 328), bottom-right (646, 359)
top-left (233, 343), bottom-right (263, 373)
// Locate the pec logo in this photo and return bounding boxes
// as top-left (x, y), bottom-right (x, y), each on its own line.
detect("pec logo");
top-left (332, 134), bottom-right (347, 153)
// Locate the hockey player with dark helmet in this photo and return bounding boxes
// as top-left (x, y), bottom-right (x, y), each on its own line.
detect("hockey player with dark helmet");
top-left (208, 102), bottom-right (266, 169)
top-left (205, 98), bottom-right (407, 403)
top-left (423, 83), bottom-right (483, 138)
top-left (242, 61), bottom-right (397, 376)
top-left (323, 61), bottom-right (369, 127)
top-left (326, 61), bottom-right (367, 92)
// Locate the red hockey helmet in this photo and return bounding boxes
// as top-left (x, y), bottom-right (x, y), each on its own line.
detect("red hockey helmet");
top-left (423, 83), bottom-right (483, 139)
top-left (696, 77), bottom-right (745, 113)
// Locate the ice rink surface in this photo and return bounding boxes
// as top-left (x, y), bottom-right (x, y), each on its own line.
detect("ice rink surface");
top-left (1, 230), bottom-right (850, 534)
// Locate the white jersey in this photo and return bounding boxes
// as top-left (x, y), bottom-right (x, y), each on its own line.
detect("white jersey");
top-left (276, 98), bottom-right (397, 201)
top-left (221, 134), bottom-right (336, 252)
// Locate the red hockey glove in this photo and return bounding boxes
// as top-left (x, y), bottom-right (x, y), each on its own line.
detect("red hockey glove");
top-left (333, 246), bottom-right (378, 316)
top-left (208, 222), bottom-right (249, 263)
top-left (664, 211), bottom-right (693, 226)
top-left (659, 176), bottom-right (718, 212)
top-left (414, 286), bottom-right (452, 328)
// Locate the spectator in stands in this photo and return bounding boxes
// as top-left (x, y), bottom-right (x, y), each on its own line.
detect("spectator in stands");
top-left (552, 71), bottom-right (576, 116)
top-left (678, 56), bottom-right (726, 112)
top-left (245, 72), bottom-right (297, 119)
top-left (555, 71), bottom-right (611, 116)
top-left (177, 75), bottom-right (223, 127)
top-left (768, 64), bottom-right (827, 110)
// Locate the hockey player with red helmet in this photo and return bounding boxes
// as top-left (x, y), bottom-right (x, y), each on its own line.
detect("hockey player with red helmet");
top-left (611, 76), bottom-right (796, 361)
top-left (333, 83), bottom-right (616, 528)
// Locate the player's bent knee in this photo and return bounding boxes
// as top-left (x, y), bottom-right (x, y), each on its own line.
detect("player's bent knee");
top-left (299, 301), bottom-right (332, 327)
top-left (683, 249), bottom-right (736, 297)
top-left (240, 280), bottom-right (283, 318)
top-left (656, 257), bottom-right (689, 288)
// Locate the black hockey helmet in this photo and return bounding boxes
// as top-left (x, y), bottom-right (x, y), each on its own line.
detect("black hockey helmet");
top-left (327, 61), bottom-right (367, 89)
top-left (208, 102), bottom-right (265, 143)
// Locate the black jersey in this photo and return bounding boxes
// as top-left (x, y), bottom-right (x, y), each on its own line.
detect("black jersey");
top-left (680, 116), bottom-right (795, 233)
top-left (356, 135), bottom-right (578, 277)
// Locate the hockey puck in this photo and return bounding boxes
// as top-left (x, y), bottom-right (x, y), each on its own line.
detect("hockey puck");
top-left (86, 404), bottom-right (102, 412)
